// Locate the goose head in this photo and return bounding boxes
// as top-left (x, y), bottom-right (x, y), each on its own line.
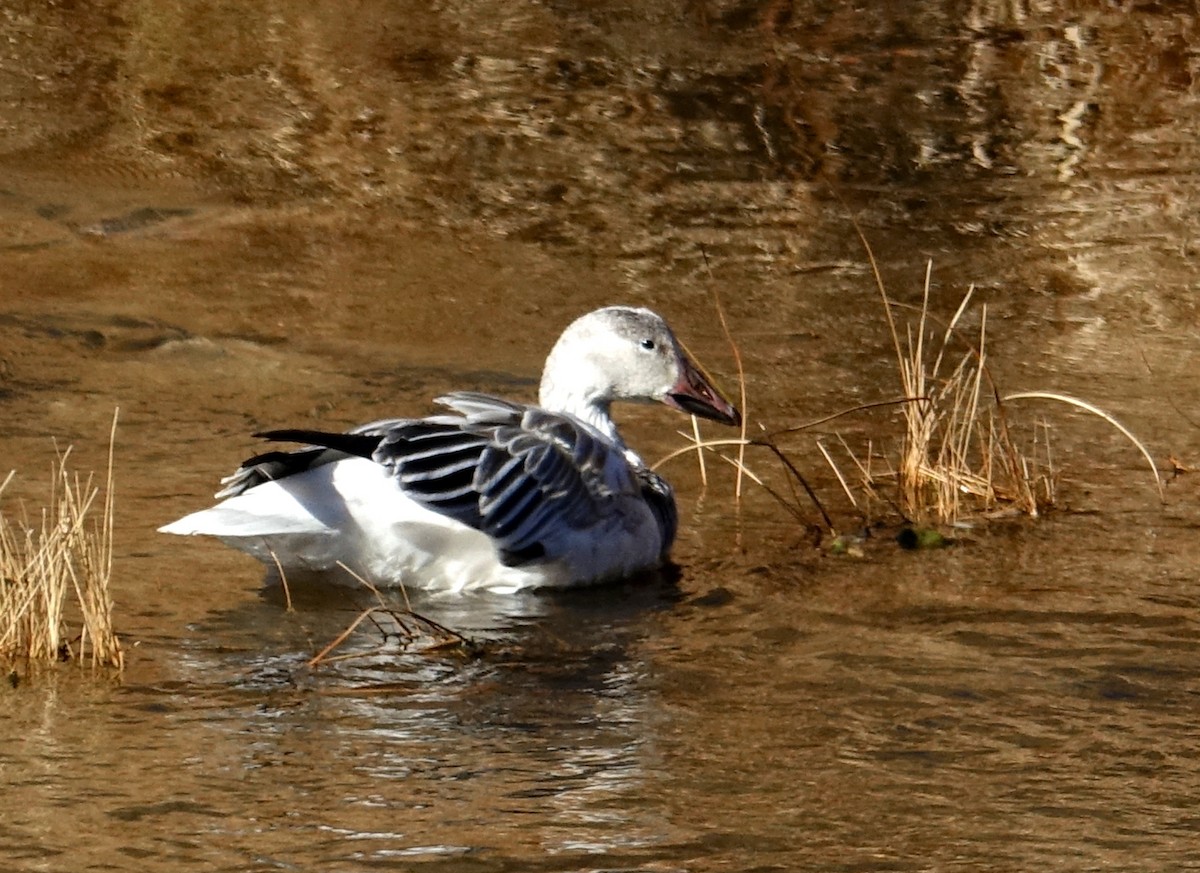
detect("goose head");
top-left (539, 306), bottom-right (741, 436)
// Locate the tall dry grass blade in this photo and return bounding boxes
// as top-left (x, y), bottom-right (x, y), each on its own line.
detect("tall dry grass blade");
top-left (835, 434), bottom-right (884, 485)
top-left (1036, 419), bottom-right (1058, 505)
top-left (81, 408), bottom-right (122, 669)
top-left (849, 209), bottom-right (905, 373)
top-left (913, 258), bottom-right (932, 389)
top-left (698, 246), bottom-right (749, 501)
top-left (711, 289), bottom-right (748, 500)
top-left (928, 283), bottom-right (975, 384)
top-left (1002, 391), bottom-right (1164, 502)
top-left (815, 440), bottom-right (858, 509)
top-left (689, 415), bottom-right (708, 487)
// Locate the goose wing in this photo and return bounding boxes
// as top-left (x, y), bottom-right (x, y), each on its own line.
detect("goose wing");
top-left (254, 392), bottom-right (641, 566)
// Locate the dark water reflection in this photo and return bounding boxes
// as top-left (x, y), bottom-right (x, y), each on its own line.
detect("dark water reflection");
top-left (2, 2), bottom-right (1200, 871)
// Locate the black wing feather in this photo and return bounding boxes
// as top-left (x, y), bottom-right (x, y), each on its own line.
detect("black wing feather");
top-left (254, 429), bottom-right (381, 459)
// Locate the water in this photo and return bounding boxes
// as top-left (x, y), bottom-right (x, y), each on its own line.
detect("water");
top-left (2, 2), bottom-right (1200, 870)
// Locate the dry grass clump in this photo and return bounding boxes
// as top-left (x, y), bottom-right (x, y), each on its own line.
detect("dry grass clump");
top-left (869, 264), bottom-right (1054, 524)
top-left (660, 253), bottom-right (1161, 536)
top-left (0, 414), bottom-right (123, 677)
top-left (851, 257), bottom-right (1160, 526)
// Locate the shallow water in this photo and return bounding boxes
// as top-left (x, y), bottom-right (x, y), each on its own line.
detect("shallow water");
top-left (3, 2), bottom-right (1200, 871)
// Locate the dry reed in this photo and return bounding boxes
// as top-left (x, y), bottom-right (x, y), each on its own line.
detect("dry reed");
top-left (659, 248), bottom-right (1160, 535)
top-left (0, 411), bottom-right (123, 677)
top-left (880, 266), bottom-right (1053, 523)
top-left (869, 261), bottom-right (1160, 524)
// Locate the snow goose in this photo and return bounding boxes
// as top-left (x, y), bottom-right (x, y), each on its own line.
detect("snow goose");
top-left (160, 306), bottom-right (740, 593)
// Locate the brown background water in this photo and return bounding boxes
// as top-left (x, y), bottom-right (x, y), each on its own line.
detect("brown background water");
top-left (3, 2), bottom-right (1200, 870)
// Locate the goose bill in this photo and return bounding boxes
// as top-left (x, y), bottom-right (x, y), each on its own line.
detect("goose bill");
top-left (664, 357), bottom-right (741, 426)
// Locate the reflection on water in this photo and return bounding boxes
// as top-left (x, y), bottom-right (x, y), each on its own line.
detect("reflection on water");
top-left (2, 1), bottom-right (1200, 871)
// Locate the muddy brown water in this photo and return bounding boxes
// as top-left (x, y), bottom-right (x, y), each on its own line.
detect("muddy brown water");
top-left (3, 3), bottom-right (1200, 871)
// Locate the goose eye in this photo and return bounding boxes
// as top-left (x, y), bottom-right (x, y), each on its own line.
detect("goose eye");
top-left (640, 338), bottom-right (656, 351)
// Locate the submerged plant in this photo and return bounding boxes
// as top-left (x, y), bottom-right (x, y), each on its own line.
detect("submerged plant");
top-left (0, 412), bottom-right (123, 676)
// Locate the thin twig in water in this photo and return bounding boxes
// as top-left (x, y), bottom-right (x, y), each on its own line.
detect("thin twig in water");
top-left (297, 562), bottom-right (477, 666)
top-left (307, 608), bottom-right (377, 667)
top-left (269, 549), bottom-right (292, 613)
